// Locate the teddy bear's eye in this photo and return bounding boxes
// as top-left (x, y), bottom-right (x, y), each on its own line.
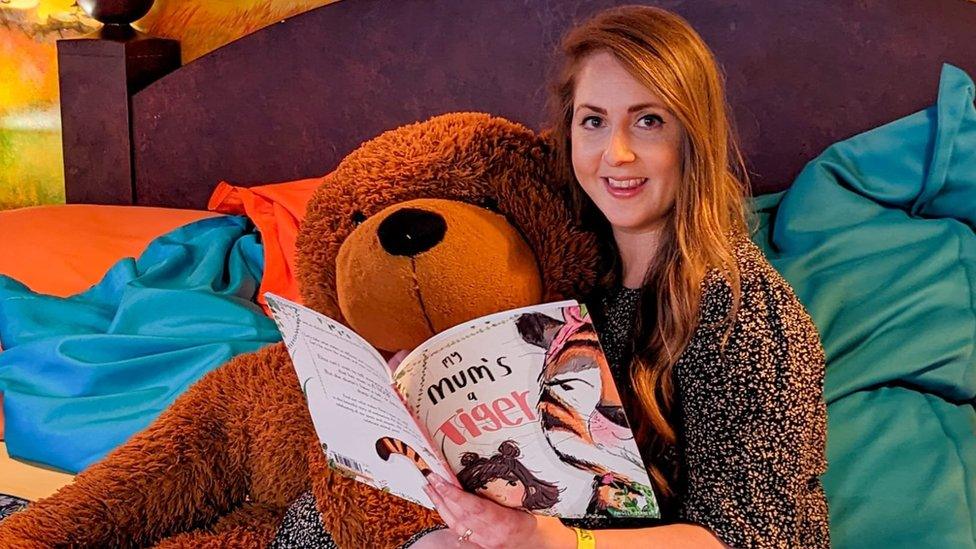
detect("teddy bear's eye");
top-left (481, 197), bottom-right (500, 213)
top-left (351, 211), bottom-right (367, 226)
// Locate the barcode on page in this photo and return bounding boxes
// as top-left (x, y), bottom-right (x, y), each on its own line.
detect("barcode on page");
top-left (331, 452), bottom-right (366, 474)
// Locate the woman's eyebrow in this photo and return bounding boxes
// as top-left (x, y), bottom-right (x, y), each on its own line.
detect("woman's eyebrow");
top-left (574, 102), bottom-right (666, 115)
top-left (575, 103), bottom-right (606, 115)
top-left (627, 102), bottom-right (665, 112)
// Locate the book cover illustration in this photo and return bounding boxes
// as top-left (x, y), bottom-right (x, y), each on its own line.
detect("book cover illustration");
top-left (392, 301), bottom-right (659, 519)
top-left (267, 293), bottom-right (659, 519)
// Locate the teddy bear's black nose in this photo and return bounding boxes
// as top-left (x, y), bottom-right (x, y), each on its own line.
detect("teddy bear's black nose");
top-left (377, 208), bottom-right (447, 257)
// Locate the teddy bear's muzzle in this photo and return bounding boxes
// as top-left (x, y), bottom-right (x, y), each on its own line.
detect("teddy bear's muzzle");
top-left (335, 198), bottom-right (543, 352)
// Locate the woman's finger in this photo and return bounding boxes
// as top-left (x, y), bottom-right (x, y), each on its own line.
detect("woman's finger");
top-left (386, 349), bottom-right (410, 374)
top-left (430, 474), bottom-right (489, 519)
top-left (426, 479), bottom-right (493, 546)
top-left (423, 483), bottom-right (469, 538)
top-left (428, 475), bottom-right (498, 545)
top-left (423, 483), bottom-right (456, 524)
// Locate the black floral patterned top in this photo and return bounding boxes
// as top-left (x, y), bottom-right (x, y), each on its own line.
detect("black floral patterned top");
top-left (575, 237), bottom-right (830, 548)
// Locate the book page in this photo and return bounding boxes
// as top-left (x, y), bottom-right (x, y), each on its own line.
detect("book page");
top-left (266, 293), bottom-right (453, 509)
top-left (392, 300), bottom-right (659, 519)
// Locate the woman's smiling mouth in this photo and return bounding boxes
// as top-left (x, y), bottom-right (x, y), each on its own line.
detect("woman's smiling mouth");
top-left (602, 177), bottom-right (648, 198)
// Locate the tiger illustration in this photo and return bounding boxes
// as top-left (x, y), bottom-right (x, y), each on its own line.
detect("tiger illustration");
top-left (586, 472), bottom-right (658, 518)
top-left (375, 437), bottom-right (433, 477)
top-left (515, 307), bottom-right (646, 483)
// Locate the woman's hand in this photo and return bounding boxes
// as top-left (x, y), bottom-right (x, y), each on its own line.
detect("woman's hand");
top-left (386, 349), bottom-right (410, 374)
top-left (419, 472), bottom-right (576, 549)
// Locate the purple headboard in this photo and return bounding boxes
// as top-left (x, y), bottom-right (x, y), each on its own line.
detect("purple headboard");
top-left (59, 0), bottom-right (976, 208)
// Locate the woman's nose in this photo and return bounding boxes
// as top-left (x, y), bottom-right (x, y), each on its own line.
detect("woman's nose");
top-left (603, 129), bottom-right (636, 166)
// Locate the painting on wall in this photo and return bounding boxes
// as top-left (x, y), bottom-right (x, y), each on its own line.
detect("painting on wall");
top-left (0, 0), bottom-right (338, 210)
top-left (0, 1), bottom-right (96, 210)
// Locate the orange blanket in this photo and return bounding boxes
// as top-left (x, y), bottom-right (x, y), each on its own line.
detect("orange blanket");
top-left (208, 177), bottom-right (325, 312)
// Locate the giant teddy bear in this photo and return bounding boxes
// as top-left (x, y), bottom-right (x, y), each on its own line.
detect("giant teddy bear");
top-left (0, 113), bottom-right (601, 548)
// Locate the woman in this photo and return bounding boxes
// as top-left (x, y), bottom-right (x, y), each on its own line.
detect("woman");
top-left (413, 5), bottom-right (829, 548)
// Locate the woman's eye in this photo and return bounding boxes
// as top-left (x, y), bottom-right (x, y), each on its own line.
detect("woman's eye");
top-left (580, 115), bottom-right (603, 129)
top-left (637, 114), bottom-right (664, 128)
top-left (508, 480), bottom-right (518, 486)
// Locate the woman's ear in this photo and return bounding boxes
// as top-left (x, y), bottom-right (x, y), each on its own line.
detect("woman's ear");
top-left (528, 486), bottom-right (537, 494)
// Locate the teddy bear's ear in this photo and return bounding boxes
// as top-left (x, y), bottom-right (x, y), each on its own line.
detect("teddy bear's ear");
top-left (484, 120), bottom-right (600, 303)
top-left (531, 131), bottom-right (557, 172)
top-left (536, 128), bottom-right (555, 147)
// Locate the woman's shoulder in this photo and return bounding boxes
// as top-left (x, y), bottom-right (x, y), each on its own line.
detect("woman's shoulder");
top-left (681, 232), bottom-right (827, 401)
top-left (695, 232), bottom-right (822, 358)
top-left (699, 232), bottom-right (801, 317)
top-left (728, 232), bottom-right (787, 289)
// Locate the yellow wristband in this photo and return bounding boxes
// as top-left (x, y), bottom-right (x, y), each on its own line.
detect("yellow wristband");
top-left (572, 527), bottom-right (596, 549)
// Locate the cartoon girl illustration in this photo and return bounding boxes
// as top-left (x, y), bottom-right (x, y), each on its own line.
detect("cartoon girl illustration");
top-left (456, 440), bottom-right (561, 511)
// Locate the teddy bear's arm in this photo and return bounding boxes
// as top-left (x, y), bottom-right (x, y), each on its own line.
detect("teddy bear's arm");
top-left (0, 346), bottom-right (273, 547)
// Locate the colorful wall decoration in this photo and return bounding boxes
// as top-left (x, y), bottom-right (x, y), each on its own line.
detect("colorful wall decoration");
top-left (0, 1), bottom-right (95, 210)
top-left (0, 0), bottom-right (337, 210)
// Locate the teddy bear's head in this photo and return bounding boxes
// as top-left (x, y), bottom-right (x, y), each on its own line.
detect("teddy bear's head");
top-left (296, 113), bottom-right (600, 351)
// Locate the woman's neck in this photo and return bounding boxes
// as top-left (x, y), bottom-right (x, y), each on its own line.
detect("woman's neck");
top-left (613, 223), bottom-right (666, 289)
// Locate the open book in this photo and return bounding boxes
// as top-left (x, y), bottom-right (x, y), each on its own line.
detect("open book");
top-left (265, 293), bottom-right (659, 520)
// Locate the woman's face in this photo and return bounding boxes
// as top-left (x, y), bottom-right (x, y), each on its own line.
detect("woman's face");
top-left (571, 51), bottom-right (684, 235)
top-left (477, 477), bottom-right (527, 507)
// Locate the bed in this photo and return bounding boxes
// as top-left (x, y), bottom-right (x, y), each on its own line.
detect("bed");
top-left (1, 0), bottom-right (975, 546)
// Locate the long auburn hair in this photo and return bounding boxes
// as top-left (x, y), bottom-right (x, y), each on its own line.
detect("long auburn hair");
top-left (548, 5), bottom-right (750, 501)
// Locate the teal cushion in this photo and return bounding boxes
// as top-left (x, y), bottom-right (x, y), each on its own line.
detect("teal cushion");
top-left (753, 64), bottom-right (976, 548)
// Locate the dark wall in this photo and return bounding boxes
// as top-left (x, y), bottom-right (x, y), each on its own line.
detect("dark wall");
top-left (99, 0), bottom-right (976, 207)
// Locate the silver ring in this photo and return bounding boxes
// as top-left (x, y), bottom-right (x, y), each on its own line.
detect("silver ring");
top-left (457, 528), bottom-right (473, 542)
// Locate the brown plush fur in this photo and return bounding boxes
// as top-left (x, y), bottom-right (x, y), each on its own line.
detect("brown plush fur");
top-left (0, 113), bottom-right (600, 548)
